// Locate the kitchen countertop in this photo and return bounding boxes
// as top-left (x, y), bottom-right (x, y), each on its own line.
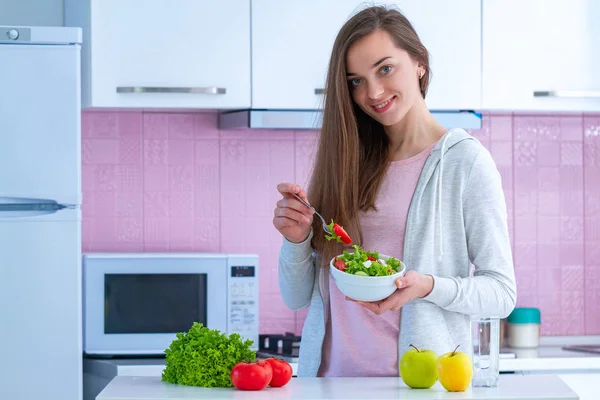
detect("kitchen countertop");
top-left (83, 344), bottom-right (600, 379)
top-left (501, 346), bottom-right (600, 373)
top-left (96, 374), bottom-right (579, 400)
top-left (84, 358), bottom-right (167, 378)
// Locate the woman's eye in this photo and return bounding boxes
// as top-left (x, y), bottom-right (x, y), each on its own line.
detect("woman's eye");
top-left (380, 65), bottom-right (392, 74)
top-left (350, 78), bottom-right (362, 86)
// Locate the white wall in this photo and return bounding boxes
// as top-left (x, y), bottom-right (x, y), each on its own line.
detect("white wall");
top-left (0, 0), bottom-right (63, 26)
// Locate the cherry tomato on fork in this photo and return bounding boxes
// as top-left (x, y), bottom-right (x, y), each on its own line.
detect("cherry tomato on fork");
top-left (332, 223), bottom-right (353, 244)
top-left (325, 220), bottom-right (353, 244)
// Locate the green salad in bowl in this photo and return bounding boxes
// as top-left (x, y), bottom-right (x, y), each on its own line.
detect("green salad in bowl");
top-left (329, 245), bottom-right (406, 302)
top-left (332, 245), bottom-right (402, 276)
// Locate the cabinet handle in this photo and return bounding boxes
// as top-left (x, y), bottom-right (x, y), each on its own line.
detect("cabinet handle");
top-left (314, 88), bottom-right (325, 95)
top-left (534, 90), bottom-right (600, 98)
top-left (116, 86), bottom-right (226, 94)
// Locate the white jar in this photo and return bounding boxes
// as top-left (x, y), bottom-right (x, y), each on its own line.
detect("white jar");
top-left (506, 308), bottom-right (541, 348)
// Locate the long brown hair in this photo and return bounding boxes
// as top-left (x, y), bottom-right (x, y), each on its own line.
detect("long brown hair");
top-left (307, 5), bottom-right (431, 265)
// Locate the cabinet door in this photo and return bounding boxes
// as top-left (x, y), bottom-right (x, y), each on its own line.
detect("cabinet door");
top-left (483, 0), bottom-right (600, 111)
top-left (393, 0), bottom-right (481, 111)
top-left (87, 0), bottom-right (250, 108)
top-left (251, 0), bottom-right (481, 110)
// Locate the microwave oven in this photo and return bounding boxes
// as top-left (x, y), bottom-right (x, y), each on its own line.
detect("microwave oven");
top-left (82, 253), bottom-right (259, 356)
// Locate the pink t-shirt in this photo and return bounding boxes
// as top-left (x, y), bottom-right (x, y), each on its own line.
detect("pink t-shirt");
top-left (318, 142), bottom-right (436, 377)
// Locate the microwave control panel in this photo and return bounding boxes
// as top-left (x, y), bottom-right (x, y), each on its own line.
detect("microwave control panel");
top-left (227, 263), bottom-right (259, 350)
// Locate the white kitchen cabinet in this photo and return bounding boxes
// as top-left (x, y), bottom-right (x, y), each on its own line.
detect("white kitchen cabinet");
top-left (251, 0), bottom-right (481, 110)
top-left (64, 0), bottom-right (250, 109)
top-left (483, 0), bottom-right (600, 112)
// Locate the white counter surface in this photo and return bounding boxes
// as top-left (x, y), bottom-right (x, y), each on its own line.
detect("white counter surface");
top-left (559, 374), bottom-right (597, 400)
top-left (97, 374), bottom-right (578, 400)
top-left (502, 346), bottom-right (600, 373)
top-left (83, 344), bottom-right (600, 379)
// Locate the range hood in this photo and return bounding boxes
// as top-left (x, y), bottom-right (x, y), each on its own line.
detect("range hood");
top-left (219, 109), bottom-right (482, 130)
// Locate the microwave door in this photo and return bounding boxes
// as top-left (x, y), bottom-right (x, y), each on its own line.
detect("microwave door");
top-left (83, 255), bottom-right (228, 356)
top-left (103, 273), bottom-right (208, 335)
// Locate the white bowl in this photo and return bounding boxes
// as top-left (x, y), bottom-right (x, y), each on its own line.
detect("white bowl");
top-left (329, 253), bottom-right (406, 302)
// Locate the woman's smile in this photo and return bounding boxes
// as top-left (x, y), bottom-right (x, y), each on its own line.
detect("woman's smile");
top-left (371, 96), bottom-right (396, 113)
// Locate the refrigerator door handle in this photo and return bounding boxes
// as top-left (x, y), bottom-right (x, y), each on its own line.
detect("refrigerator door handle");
top-left (0, 203), bottom-right (68, 211)
top-left (0, 197), bottom-right (78, 218)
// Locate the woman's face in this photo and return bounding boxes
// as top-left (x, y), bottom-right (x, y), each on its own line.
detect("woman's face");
top-left (346, 29), bottom-right (423, 127)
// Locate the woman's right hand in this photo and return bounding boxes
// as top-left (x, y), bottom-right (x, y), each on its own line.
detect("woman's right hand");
top-left (273, 183), bottom-right (314, 243)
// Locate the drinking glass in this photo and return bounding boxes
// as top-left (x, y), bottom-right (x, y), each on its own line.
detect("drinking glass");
top-left (471, 316), bottom-right (500, 387)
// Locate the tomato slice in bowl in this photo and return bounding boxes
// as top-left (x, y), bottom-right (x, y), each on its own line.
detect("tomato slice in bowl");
top-left (334, 258), bottom-right (346, 271)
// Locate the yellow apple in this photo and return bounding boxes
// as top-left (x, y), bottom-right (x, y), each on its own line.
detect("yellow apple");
top-left (436, 345), bottom-right (473, 392)
top-left (399, 344), bottom-right (438, 389)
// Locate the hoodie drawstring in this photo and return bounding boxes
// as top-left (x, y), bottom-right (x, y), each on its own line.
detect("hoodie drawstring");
top-left (437, 130), bottom-right (453, 264)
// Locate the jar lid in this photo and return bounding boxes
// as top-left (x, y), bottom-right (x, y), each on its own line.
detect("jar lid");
top-left (507, 307), bottom-right (541, 324)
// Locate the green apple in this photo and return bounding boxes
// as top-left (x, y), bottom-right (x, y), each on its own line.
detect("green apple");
top-left (399, 344), bottom-right (438, 389)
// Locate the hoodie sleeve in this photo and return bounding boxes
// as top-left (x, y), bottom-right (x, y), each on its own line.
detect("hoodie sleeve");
top-left (423, 147), bottom-right (517, 318)
top-left (277, 229), bottom-right (316, 311)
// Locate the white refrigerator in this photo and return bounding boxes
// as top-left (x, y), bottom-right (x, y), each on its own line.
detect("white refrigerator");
top-left (0, 26), bottom-right (83, 400)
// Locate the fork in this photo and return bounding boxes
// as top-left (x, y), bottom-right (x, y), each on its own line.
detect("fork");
top-left (292, 193), bottom-right (332, 235)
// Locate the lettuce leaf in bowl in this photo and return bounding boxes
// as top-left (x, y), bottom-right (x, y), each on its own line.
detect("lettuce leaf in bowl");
top-left (337, 244), bottom-right (401, 276)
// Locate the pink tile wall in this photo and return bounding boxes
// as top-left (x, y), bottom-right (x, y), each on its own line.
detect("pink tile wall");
top-left (82, 110), bottom-right (600, 337)
top-left (82, 111), bottom-right (317, 335)
top-left (469, 113), bottom-right (600, 336)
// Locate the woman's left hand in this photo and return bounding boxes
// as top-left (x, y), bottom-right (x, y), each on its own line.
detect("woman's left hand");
top-left (346, 271), bottom-right (434, 315)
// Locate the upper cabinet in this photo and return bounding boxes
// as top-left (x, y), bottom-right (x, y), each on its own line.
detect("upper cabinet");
top-left (483, 0), bottom-right (600, 112)
top-left (64, 0), bottom-right (251, 109)
top-left (251, 0), bottom-right (482, 110)
top-left (62, 1), bottom-right (600, 113)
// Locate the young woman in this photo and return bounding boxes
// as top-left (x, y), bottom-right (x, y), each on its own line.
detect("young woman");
top-left (272, 5), bottom-right (516, 378)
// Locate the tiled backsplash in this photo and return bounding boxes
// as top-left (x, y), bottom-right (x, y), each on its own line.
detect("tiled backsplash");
top-left (82, 110), bottom-right (600, 336)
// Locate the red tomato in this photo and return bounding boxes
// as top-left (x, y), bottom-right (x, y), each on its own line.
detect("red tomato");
top-left (333, 223), bottom-right (352, 244)
top-left (367, 255), bottom-right (376, 261)
top-left (334, 258), bottom-right (346, 271)
top-left (265, 358), bottom-right (293, 387)
top-left (231, 360), bottom-right (273, 391)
